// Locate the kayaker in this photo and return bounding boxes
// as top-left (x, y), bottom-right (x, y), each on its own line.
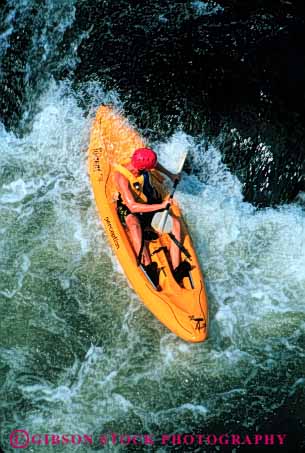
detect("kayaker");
top-left (114, 147), bottom-right (188, 283)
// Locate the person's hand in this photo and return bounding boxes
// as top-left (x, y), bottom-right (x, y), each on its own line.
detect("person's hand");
top-left (161, 198), bottom-right (173, 210)
top-left (171, 173), bottom-right (181, 184)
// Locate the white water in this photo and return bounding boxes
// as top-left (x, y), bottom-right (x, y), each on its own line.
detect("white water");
top-left (1, 81), bottom-right (305, 452)
top-left (1, 0), bottom-right (305, 451)
top-left (191, 1), bottom-right (224, 17)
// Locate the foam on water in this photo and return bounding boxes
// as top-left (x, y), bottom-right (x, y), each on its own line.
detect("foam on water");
top-left (191, 1), bottom-right (224, 16)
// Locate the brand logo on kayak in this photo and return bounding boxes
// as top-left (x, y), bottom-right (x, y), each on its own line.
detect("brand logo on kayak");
top-left (104, 217), bottom-right (120, 249)
top-left (93, 150), bottom-right (102, 173)
top-left (189, 315), bottom-right (206, 331)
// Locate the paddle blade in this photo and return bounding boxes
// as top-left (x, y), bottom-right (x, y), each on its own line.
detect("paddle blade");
top-left (151, 211), bottom-right (173, 233)
top-left (176, 150), bottom-right (188, 173)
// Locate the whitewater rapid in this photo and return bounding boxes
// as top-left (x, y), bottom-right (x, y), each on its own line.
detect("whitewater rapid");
top-left (0, 82), bottom-right (305, 452)
top-left (1, 0), bottom-right (305, 451)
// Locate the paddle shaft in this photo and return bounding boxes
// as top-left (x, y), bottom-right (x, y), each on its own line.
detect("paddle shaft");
top-left (159, 153), bottom-right (187, 232)
top-left (168, 232), bottom-right (192, 260)
top-left (160, 178), bottom-right (179, 228)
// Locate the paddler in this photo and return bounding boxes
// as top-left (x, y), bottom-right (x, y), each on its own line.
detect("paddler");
top-left (114, 148), bottom-right (189, 284)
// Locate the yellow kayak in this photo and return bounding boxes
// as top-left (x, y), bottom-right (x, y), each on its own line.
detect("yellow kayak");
top-left (88, 106), bottom-right (208, 342)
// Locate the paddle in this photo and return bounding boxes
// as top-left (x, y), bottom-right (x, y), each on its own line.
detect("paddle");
top-left (151, 151), bottom-right (188, 233)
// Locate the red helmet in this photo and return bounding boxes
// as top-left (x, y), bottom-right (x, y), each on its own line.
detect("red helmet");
top-left (131, 148), bottom-right (157, 170)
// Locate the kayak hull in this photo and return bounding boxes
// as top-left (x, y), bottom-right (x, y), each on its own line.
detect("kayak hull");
top-left (88, 106), bottom-right (208, 342)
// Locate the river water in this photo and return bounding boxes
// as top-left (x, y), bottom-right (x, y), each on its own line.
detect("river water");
top-left (1, 1), bottom-right (305, 452)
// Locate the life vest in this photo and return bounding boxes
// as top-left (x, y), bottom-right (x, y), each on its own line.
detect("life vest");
top-left (114, 163), bottom-right (148, 203)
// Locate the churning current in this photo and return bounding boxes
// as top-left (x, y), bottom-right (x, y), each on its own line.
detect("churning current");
top-left (1, 1), bottom-right (305, 452)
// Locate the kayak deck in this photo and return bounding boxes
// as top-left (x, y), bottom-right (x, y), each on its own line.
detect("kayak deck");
top-left (88, 106), bottom-right (208, 342)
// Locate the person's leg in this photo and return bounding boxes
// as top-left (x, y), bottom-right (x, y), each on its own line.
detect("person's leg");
top-left (170, 216), bottom-right (181, 270)
top-left (125, 214), bottom-right (151, 265)
top-left (170, 217), bottom-right (192, 284)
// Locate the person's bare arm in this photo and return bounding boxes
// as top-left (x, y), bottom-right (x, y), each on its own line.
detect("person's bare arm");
top-left (115, 173), bottom-right (170, 213)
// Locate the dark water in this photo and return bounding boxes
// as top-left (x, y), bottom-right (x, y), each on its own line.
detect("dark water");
top-left (1, 1), bottom-right (305, 452)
